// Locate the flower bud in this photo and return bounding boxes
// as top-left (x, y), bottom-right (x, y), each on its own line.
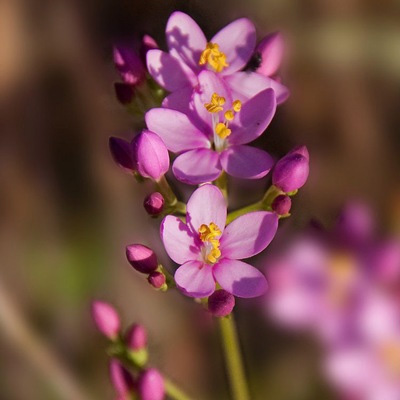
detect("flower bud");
top-left (144, 192), bottom-right (164, 216)
top-left (208, 290), bottom-right (235, 317)
top-left (133, 131), bottom-right (170, 181)
top-left (109, 359), bottom-right (135, 397)
top-left (288, 145), bottom-right (309, 160)
top-left (91, 301), bottom-right (120, 339)
top-left (272, 147), bottom-right (309, 192)
top-left (140, 35), bottom-right (158, 64)
top-left (272, 195), bottom-right (292, 215)
top-left (113, 44), bottom-right (146, 86)
top-left (114, 82), bottom-right (135, 105)
top-left (137, 368), bottom-right (165, 400)
top-left (126, 244), bottom-right (158, 274)
top-left (255, 32), bottom-right (284, 77)
top-left (125, 323), bottom-right (147, 351)
top-left (109, 137), bottom-right (136, 173)
top-left (147, 271), bottom-right (166, 289)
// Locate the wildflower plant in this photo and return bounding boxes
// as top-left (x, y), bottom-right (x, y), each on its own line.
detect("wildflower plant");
top-left (93, 11), bottom-right (309, 400)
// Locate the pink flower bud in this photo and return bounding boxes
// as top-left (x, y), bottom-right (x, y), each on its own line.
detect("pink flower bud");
top-left (126, 244), bottom-right (158, 274)
top-left (91, 301), bottom-right (120, 339)
top-left (133, 131), bottom-right (170, 181)
top-left (140, 35), bottom-right (158, 64)
top-left (255, 32), bottom-right (284, 77)
top-left (144, 192), bottom-right (164, 216)
top-left (208, 290), bottom-right (235, 317)
top-left (114, 82), bottom-right (134, 105)
top-left (109, 359), bottom-right (135, 396)
top-left (272, 195), bottom-right (292, 215)
top-left (272, 147), bottom-right (309, 192)
top-left (137, 368), bottom-right (165, 400)
top-left (109, 137), bottom-right (136, 173)
top-left (113, 44), bottom-right (146, 86)
top-left (147, 271), bottom-right (166, 289)
top-left (125, 323), bottom-right (147, 351)
top-left (288, 145), bottom-right (309, 160)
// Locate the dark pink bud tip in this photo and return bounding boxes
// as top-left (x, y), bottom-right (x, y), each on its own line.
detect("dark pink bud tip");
top-left (288, 145), bottom-right (309, 160)
top-left (91, 301), bottom-right (120, 339)
top-left (109, 359), bottom-right (135, 396)
top-left (125, 323), bottom-right (147, 351)
top-left (140, 34), bottom-right (159, 64)
top-left (137, 368), bottom-right (165, 400)
top-left (109, 137), bottom-right (136, 173)
top-left (148, 271), bottom-right (166, 289)
top-left (208, 290), bottom-right (235, 317)
top-left (272, 195), bottom-right (292, 215)
top-left (126, 244), bottom-right (158, 274)
top-left (114, 82), bottom-right (134, 105)
top-left (144, 192), bottom-right (164, 216)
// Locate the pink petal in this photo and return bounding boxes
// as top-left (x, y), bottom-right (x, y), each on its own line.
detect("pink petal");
top-left (186, 183), bottom-right (227, 233)
top-left (211, 18), bottom-right (256, 76)
top-left (145, 108), bottom-right (210, 153)
top-left (172, 148), bottom-right (222, 185)
top-left (160, 216), bottom-right (200, 264)
top-left (228, 88), bottom-right (276, 145)
top-left (175, 260), bottom-right (216, 298)
top-left (213, 259), bottom-right (267, 298)
top-left (146, 49), bottom-right (196, 91)
top-left (225, 71), bottom-right (289, 105)
top-left (166, 11), bottom-right (207, 72)
top-left (220, 145), bottom-right (274, 179)
top-left (220, 211), bottom-right (278, 259)
top-left (256, 32), bottom-right (284, 77)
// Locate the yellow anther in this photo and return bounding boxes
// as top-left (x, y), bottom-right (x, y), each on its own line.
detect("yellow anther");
top-left (204, 93), bottom-right (226, 113)
top-left (215, 122), bottom-right (231, 139)
top-left (207, 247), bottom-right (221, 264)
top-left (233, 100), bottom-right (242, 112)
top-left (199, 222), bottom-right (222, 264)
top-left (199, 42), bottom-right (229, 73)
top-left (224, 110), bottom-right (235, 121)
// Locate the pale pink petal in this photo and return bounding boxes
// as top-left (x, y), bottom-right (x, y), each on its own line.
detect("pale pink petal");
top-left (213, 259), bottom-right (267, 298)
top-left (256, 32), bottom-right (284, 77)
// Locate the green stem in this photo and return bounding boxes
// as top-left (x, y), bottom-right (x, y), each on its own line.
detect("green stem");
top-left (218, 315), bottom-right (250, 400)
top-left (164, 378), bottom-right (193, 400)
top-left (214, 171), bottom-right (228, 200)
top-left (156, 175), bottom-right (178, 206)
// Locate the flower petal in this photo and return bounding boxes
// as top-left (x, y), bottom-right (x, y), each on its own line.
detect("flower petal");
top-left (220, 211), bottom-right (278, 259)
top-left (220, 145), bottom-right (274, 179)
top-left (172, 148), bottom-right (222, 185)
top-left (211, 18), bottom-right (256, 75)
top-left (228, 88), bottom-right (276, 145)
top-left (160, 216), bottom-right (200, 264)
top-left (213, 259), bottom-right (267, 298)
top-left (146, 49), bottom-right (196, 91)
top-left (145, 108), bottom-right (209, 153)
top-left (166, 11), bottom-right (207, 72)
top-left (225, 71), bottom-right (289, 105)
top-left (175, 260), bottom-right (215, 298)
top-left (186, 183), bottom-right (227, 233)
top-left (256, 32), bottom-right (284, 77)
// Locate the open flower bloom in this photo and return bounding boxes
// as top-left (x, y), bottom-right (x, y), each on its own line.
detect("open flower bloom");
top-left (146, 11), bottom-right (288, 105)
top-left (161, 184), bottom-right (278, 298)
top-left (146, 70), bottom-right (276, 184)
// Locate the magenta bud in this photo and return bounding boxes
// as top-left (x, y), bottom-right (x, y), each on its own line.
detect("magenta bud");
top-left (256, 32), bottom-right (284, 77)
top-left (126, 244), bottom-right (158, 274)
top-left (208, 290), bottom-right (235, 317)
top-left (109, 359), bottom-right (135, 396)
top-left (113, 44), bottom-right (145, 86)
top-left (114, 82), bottom-right (134, 105)
top-left (272, 195), bottom-right (292, 215)
top-left (144, 192), bottom-right (164, 216)
top-left (91, 301), bottom-right (120, 339)
top-left (137, 368), bottom-right (165, 400)
top-left (288, 145), bottom-right (309, 160)
top-left (140, 35), bottom-right (158, 63)
top-left (147, 271), bottom-right (166, 289)
top-left (109, 137), bottom-right (136, 173)
top-left (272, 148), bottom-right (309, 192)
top-left (133, 131), bottom-right (170, 180)
top-left (125, 323), bottom-right (147, 351)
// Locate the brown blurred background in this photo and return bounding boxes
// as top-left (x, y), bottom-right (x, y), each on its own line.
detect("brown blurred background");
top-left (0, 0), bottom-right (399, 399)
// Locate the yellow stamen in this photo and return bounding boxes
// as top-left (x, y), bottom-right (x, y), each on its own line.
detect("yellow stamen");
top-left (199, 42), bottom-right (229, 73)
top-left (204, 93), bottom-right (226, 113)
top-left (215, 122), bottom-right (231, 139)
top-left (224, 110), bottom-right (235, 121)
top-left (199, 222), bottom-right (222, 264)
top-left (233, 100), bottom-right (242, 112)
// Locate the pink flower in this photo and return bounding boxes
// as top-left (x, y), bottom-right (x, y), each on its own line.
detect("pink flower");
top-left (91, 300), bottom-right (120, 339)
top-left (146, 71), bottom-right (276, 184)
top-left (146, 11), bottom-right (289, 105)
top-left (161, 184), bottom-right (278, 298)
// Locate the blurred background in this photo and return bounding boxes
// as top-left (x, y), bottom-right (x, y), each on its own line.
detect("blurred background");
top-left (1, 0), bottom-right (400, 399)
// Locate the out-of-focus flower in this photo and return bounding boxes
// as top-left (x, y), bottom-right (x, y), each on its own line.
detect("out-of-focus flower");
top-left (109, 137), bottom-right (136, 174)
top-left (114, 44), bottom-right (146, 87)
top-left (133, 131), bottom-right (170, 181)
top-left (109, 359), bottom-right (136, 399)
top-left (208, 289), bottom-right (235, 317)
top-left (114, 83), bottom-right (135, 105)
top-left (144, 192), bottom-right (165, 216)
top-left (126, 244), bottom-right (158, 274)
top-left (146, 71), bottom-right (275, 184)
top-left (147, 271), bottom-right (166, 289)
top-left (272, 194), bottom-right (292, 216)
top-left (125, 323), bottom-right (147, 351)
top-left (91, 301), bottom-right (120, 340)
top-left (137, 368), bottom-right (165, 400)
top-left (161, 184), bottom-right (277, 298)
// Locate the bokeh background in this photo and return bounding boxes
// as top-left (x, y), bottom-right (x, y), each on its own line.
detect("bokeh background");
top-left (1, 0), bottom-right (400, 399)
